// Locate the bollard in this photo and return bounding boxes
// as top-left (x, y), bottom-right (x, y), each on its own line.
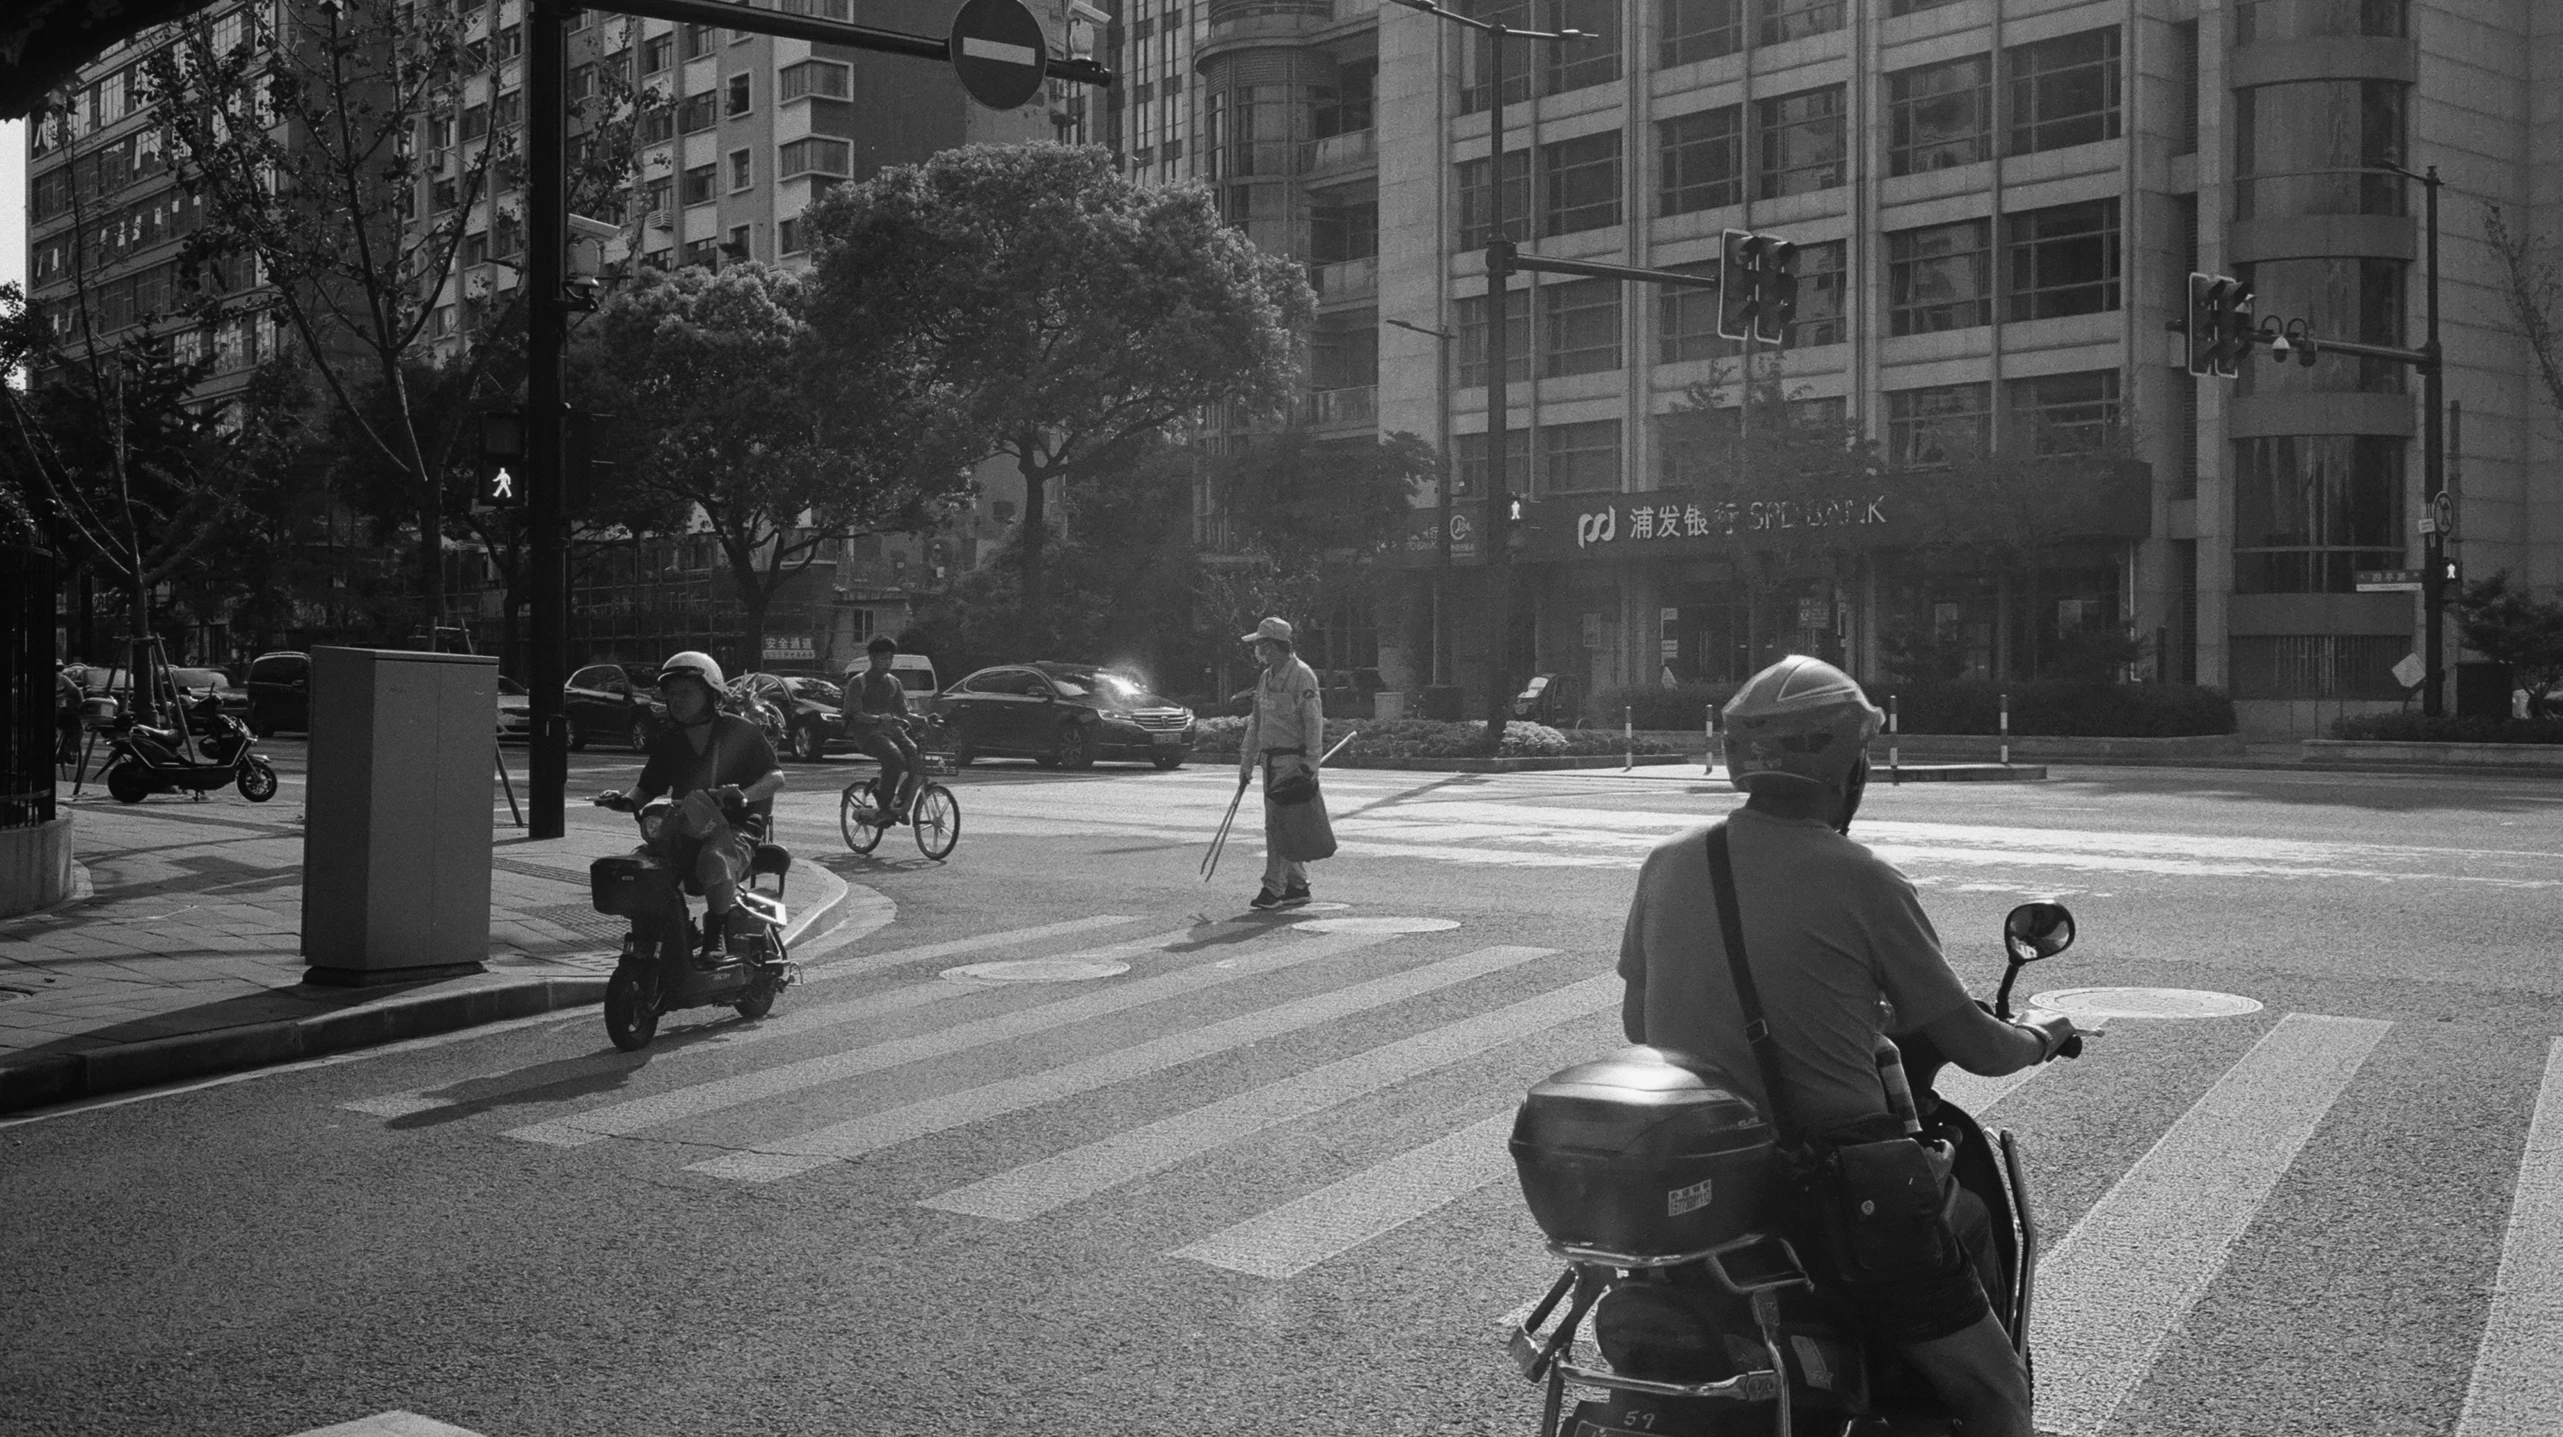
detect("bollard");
top-left (1889, 694), bottom-right (1900, 785)
top-left (1704, 702), bottom-right (1717, 776)
top-left (1624, 705), bottom-right (1634, 771)
top-left (2000, 691), bottom-right (2011, 766)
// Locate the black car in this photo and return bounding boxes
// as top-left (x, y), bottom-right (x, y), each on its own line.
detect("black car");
top-left (245, 651), bottom-right (311, 736)
top-left (564, 662), bottom-right (668, 751)
top-left (733, 671), bottom-right (846, 762)
top-left (932, 661), bottom-right (1196, 770)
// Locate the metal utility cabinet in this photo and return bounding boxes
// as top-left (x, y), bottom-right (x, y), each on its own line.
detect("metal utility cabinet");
top-left (301, 648), bottom-right (497, 986)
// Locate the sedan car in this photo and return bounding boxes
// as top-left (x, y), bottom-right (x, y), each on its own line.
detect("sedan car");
top-left (732, 671), bottom-right (846, 762)
top-left (564, 662), bottom-right (667, 751)
top-left (931, 661), bottom-right (1196, 770)
top-left (245, 651), bottom-right (310, 736)
top-left (496, 675), bottom-right (533, 743)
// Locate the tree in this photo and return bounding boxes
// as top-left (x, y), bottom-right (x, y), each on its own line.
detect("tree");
top-left (143, 0), bottom-right (641, 637)
top-left (2456, 571), bottom-right (2563, 718)
top-left (2484, 205), bottom-right (2563, 432)
top-left (575, 262), bottom-right (970, 672)
top-left (805, 143), bottom-right (1314, 618)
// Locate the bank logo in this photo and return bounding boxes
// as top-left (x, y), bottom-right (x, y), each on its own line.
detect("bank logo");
top-left (1575, 508), bottom-right (1617, 548)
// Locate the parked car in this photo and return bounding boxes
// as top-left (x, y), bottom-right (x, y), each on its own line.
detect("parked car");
top-left (564, 662), bottom-right (667, 751)
top-left (171, 667), bottom-right (251, 720)
top-left (245, 651), bottom-right (311, 736)
top-left (734, 671), bottom-right (846, 762)
top-left (496, 675), bottom-right (533, 742)
top-left (721, 675), bottom-right (792, 752)
top-left (931, 661), bottom-right (1196, 770)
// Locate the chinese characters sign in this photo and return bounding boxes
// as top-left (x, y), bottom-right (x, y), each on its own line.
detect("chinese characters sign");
top-left (1542, 492), bottom-right (1896, 560)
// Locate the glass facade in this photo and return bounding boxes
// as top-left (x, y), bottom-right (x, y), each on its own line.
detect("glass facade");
top-left (2235, 257), bottom-right (2405, 395)
top-left (2230, 435), bottom-right (2406, 593)
top-left (2234, 80), bottom-right (2406, 219)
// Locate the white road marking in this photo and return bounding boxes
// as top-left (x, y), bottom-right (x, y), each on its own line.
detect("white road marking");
top-left (2454, 1037), bottom-right (2563, 1437)
top-left (1170, 1111), bottom-right (1517, 1279)
top-left (929, 973), bottom-right (1617, 1221)
top-left (503, 929), bottom-right (1400, 1148)
top-left (2033, 1012), bottom-right (2390, 1437)
top-left (691, 945), bottom-right (1559, 1182)
top-left (796, 914), bottom-right (1142, 981)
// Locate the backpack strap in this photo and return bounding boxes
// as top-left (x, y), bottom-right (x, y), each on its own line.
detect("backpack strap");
top-left (1704, 821), bottom-right (1803, 1149)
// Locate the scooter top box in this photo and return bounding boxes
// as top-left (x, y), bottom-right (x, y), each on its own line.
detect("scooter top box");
top-left (590, 852), bottom-right (674, 918)
top-left (1510, 1046), bottom-right (1779, 1258)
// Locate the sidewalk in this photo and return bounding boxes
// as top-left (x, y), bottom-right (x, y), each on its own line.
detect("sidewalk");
top-left (0, 794), bottom-right (849, 1115)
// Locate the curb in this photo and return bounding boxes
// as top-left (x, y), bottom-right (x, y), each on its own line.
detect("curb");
top-left (0, 857), bottom-right (854, 1118)
top-left (1328, 753), bottom-right (1693, 773)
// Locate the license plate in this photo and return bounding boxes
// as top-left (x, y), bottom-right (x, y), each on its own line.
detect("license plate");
top-left (1152, 731), bottom-right (1183, 747)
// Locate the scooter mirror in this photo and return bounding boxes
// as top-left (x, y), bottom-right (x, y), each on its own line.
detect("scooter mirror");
top-left (2004, 902), bottom-right (2077, 963)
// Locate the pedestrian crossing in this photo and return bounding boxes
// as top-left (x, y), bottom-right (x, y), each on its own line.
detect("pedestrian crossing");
top-left (335, 911), bottom-right (2563, 1436)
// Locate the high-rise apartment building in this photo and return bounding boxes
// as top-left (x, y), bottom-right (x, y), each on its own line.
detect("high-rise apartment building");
top-left (1097, 0), bottom-right (2561, 735)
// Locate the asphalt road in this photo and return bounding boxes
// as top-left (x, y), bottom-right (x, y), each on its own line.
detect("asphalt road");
top-left (4, 746), bottom-right (2560, 1437)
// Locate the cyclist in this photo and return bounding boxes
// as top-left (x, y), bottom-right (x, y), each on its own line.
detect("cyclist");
top-left (846, 635), bottom-right (920, 821)
top-left (627, 651), bottom-right (785, 964)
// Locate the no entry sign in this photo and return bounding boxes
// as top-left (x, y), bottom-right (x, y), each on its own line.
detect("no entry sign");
top-left (948, 0), bottom-right (1049, 111)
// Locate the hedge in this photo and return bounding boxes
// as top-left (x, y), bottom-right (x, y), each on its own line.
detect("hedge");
top-left (2328, 712), bottom-right (2563, 744)
top-left (1879, 681), bottom-right (2236, 737)
top-left (1590, 683), bottom-right (1738, 733)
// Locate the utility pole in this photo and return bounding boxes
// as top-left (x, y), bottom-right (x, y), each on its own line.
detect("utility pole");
top-left (1384, 316), bottom-right (1455, 688)
top-left (526, 0), bottom-right (568, 837)
top-left (2416, 164), bottom-right (2448, 717)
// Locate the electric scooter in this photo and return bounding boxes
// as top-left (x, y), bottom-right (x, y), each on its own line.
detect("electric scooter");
top-left (589, 790), bottom-right (796, 1052)
top-left (103, 692), bottom-right (279, 803)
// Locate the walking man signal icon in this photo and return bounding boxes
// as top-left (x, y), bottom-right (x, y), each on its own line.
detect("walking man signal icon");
top-left (490, 467), bottom-right (516, 502)
top-left (477, 409), bottom-right (526, 512)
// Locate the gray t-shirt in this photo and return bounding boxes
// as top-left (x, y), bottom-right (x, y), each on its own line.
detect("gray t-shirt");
top-left (1616, 807), bottom-right (1975, 1134)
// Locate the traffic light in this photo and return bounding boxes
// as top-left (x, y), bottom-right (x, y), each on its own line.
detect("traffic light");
top-left (1754, 238), bottom-right (1799, 344)
top-left (2184, 272), bottom-right (2218, 377)
top-left (476, 409), bottom-right (525, 512)
top-left (1717, 229), bottom-right (1764, 341)
top-left (2207, 276), bottom-right (2254, 377)
top-left (564, 408), bottom-right (616, 515)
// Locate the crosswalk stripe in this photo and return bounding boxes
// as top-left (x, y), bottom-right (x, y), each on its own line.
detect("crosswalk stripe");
top-left (797, 915), bottom-right (1143, 982)
top-left (339, 977), bottom-right (969, 1119)
top-left (502, 927), bottom-right (1403, 1148)
top-left (2033, 1012), bottom-right (2390, 1437)
top-left (1170, 1111), bottom-right (1517, 1279)
top-left (929, 973), bottom-right (1619, 1221)
top-left (2454, 1036), bottom-right (2563, 1437)
top-left (689, 946), bottom-right (1565, 1182)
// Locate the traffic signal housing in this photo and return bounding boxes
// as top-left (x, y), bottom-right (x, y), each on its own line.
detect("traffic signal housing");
top-left (476, 409), bottom-right (525, 512)
top-left (1754, 238), bottom-right (1799, 344)
top-left (2183, 272), bottom-right (2255, 379)
top-left (1717, 229), bottom-right (1763, 341)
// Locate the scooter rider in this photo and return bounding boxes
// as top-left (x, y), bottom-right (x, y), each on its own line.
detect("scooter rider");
top-left (1615, 656), bottom-right (2078, 1437)
top-left (846, 635), bottom-right (920, 820)
top-left (629, 651), bottom-right (786, 964)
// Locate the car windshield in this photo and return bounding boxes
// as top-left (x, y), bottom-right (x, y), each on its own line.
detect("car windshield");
top-left (1098, 672), bottom-right (1165, 705)
top-left (1044, 673), bottom-right (1094, 698)
top-left (498, 676), bottom-right (527, 696)
top-left (784, 676), bottom-right (842, 704)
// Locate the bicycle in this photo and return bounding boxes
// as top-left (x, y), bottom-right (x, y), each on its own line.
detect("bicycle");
top-left (840, 717), bottom-right (961, 860)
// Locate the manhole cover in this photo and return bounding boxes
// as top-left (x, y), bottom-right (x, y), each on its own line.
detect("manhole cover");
top-left (2030, 987), bottom-right (2263, 1020)
top-left (1292, 916), bottom-right (1459, 935)
top-left (943, 958), bottom-right (1131, 983)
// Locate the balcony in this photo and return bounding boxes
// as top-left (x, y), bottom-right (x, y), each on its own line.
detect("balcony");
top-left (1302, 129), bottom-right (1375, 173)
top-left (1310, 385), bottom-right (1377, 427)
top-left (1310, 255), bottom-right (1377, 301)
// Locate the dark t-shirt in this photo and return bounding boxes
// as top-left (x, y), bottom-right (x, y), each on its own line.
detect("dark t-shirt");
top-left (635, 714), bottom-right (780, 824)
top-left (846, 668), bottom-right (910, 733)
top-left (1616, 808), bottom-right (1975, 1134)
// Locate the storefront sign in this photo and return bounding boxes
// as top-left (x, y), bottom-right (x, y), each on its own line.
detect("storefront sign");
top-left (1528, 491), bottom-right (1898, 562)
top-left (1387, 500), bottom-right (1489, 567)
top-left (764, 634), bottom-right (817, 661)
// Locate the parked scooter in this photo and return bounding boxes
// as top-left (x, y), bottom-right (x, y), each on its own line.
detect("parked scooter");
top-left (1504, 902), bottom-right (2090, 1437)
top-left (103, 692), bottom-right (279, 804)
top-left (588, 790), bottom-right (796, 1052)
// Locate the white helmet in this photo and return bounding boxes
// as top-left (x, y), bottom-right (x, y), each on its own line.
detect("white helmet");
top-left (656, 650), bottom-right (725, 697)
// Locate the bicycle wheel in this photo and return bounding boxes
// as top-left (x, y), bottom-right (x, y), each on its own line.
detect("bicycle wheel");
top-left (840, 782), bottom-right (885, 854)
top-left (912, 783), bottom-right (960, 860)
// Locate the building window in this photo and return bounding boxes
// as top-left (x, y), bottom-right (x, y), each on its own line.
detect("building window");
top-left (726, 73), bottom-right (752, 117)
top-left (780, 60), bottom-right (852, 101)
top-left (1456, 149), bottom-right (1531, 250)
top-left (1887, 219), bottom-right (1992, 334)
top-left (1454, 289), bottom-right (1532, 388)
top-left (643, 34), bottom-right (673, 72)
top-left (1657, 262), bottom-right (1734, 364)
top-left (1787, 239), bottom-right (1847, 346)
top-left (460, 103), bottom-right (490, 141)
top-left (2235, 256), bottom-right (2406, 396)
top-left (495, 23), bottom-right (524, 59)
top-left (1757, 0), bottom-right (1844, 46)
top-left (1313, 59), bottom-right (1374, 138)
top-left (779, 137), bottom-right (853, 178)
top-left (1227, 85), bottom-right (1295, 178)
top-left (2231, 435), bottom-right (2405, 593)
top-left (680, 90), bottom-right (717, 133)
top-left (2007, 26), bottom-right (2121, 156)
top-left (1887, 54), bottom-right (1990, 175)
top-left (1453, 429), bottom-right (1531, 498)
top-left (2235, 79), bottom-right (2405, 219)
top-left (682, 235), bottom-right (722, 268)
top-left (1541, 280), bottom-right (1621, 377)
top-left (681, 163), bottom-right (716, 206)
top-left (778, 215), bottom-right (807, 254)
top-left (463, 229), bottom-right (490, 268)
top-left (1540, 419), bottom-right (1623, 495)
top-left (680, 22), bottom-right (716, 59)
top-left (1459, 0), bottom-right (1534, 114)
top-left (1312, 322), bottom-right (1379, 394)
top-left (1661, 0), bottom-right (1742, 68)
top-left (1310, 202), bottom-right (1379, 262)
top-left (2006, 198), bottom-right (2120, 321)
top-left (494, 90), bottom-right (523, 130)
top-left (2235, 0), bottom-right (2406, 43)
top-left (1542, 131), bottom-right (1622, 236)
top-left (727, 224), bottom-right (753, 263)
top-left (1658, 105), bottom-right (1743, 217)
top-left (646, 177), bottom-right (672, 220)
top-left (1546, 0), bottom-right (1622, 95)
top-left (1756, 85), bottom-right (1846, 198)
top-left (1889, 0), bottom-right (1966, 13)
top-left (729, 148), bottom-right (753, 191)
top-left (641, 106), bottom-right (676, 145)
top-left (1886, 383), bottom-right (1990, 467)
top-left (2006, 370), bottom-right (2121, 454)
top-left (569, 63), bottom-right (596, 101)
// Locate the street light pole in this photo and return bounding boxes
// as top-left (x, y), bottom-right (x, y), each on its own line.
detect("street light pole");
top-left (2419, 164), bottom-right (2447, 718)
top-left (526, 0), bottom-right (568, 837)
top-left (1385, 316), bottom-right (1456, 688)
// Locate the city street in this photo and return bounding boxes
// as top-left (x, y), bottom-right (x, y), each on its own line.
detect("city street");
top-left (4, 751), bottom-right (2561, 1437)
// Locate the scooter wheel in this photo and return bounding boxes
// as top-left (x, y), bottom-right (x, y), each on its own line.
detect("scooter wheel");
top-left (604, 967), bottom-right (660, 1051)
top-left (236, 758), bottom-right (279, 803)
top-left (734, 982), bottom-right (777, 1021)
top-left (106, 761), bottom-right (153, 804)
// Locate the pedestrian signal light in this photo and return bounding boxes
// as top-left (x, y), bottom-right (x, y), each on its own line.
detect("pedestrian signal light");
top-left (1754, 238), bottom-right (1798, 344)
top-left (1716, 229), bottom-right (1763, 342)
top-left (477, 409), bottom-right (526, 512)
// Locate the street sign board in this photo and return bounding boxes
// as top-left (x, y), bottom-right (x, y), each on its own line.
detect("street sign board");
top-left (948, 0), bottom-right (1049, 111)
top-left (2391, 653), bottom-right (2425, 689)
top-left (2356, 568), bottom-right (2423, 593)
